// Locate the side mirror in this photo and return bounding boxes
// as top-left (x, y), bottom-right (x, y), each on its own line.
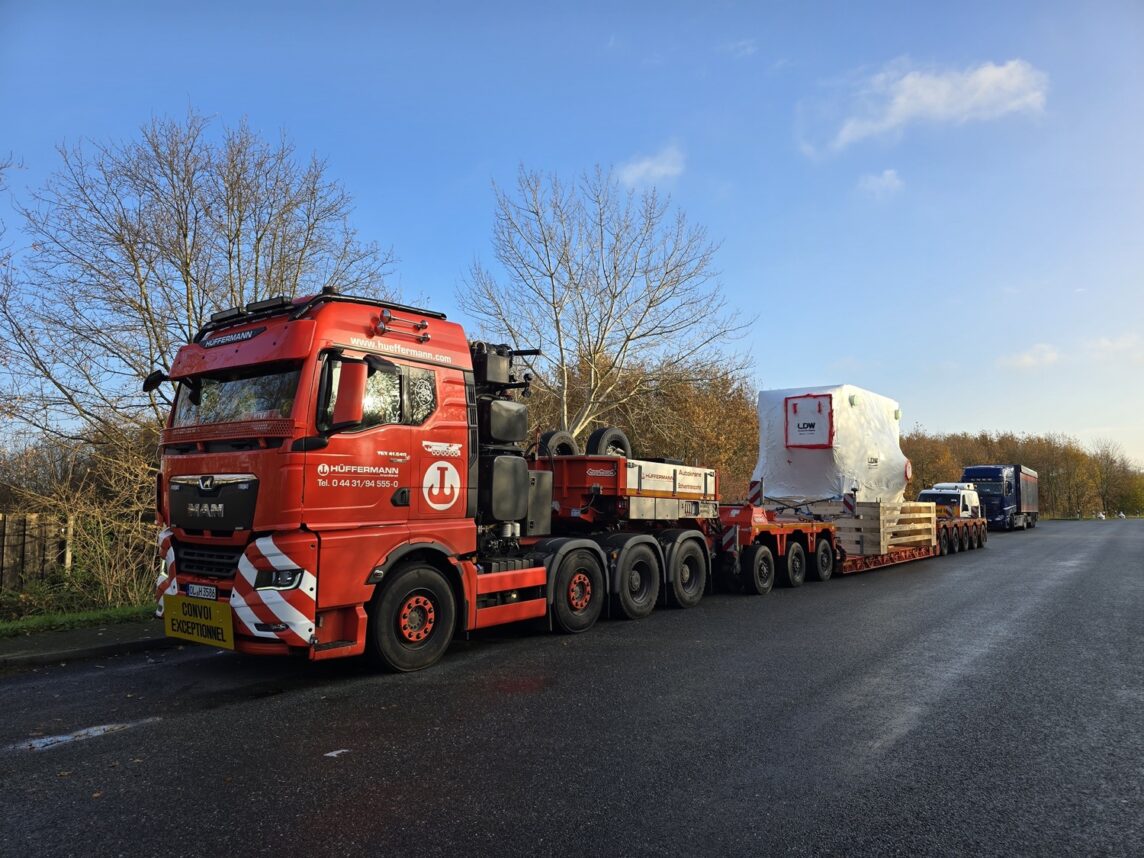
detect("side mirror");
top-left (142, 369), bottom-right (168, 393)
top-left (331, 360), bottom-right (368, 430)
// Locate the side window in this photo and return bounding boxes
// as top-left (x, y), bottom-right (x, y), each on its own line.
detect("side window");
top-left (363, 369), bottom-right (402, 428)
top-left (407, 367), bottom-right (437, 425)
top-left (318, 354), bottom-right (437, 431)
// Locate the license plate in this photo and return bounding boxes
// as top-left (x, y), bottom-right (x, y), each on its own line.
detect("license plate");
top-left (163, 595), bottom-right (234, 650)
top-left (185, 583), bottom-right (217, 600)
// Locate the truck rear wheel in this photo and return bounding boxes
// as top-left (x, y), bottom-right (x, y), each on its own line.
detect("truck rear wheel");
top-left (367, 565), bottom-right (456, 672)
top-left (948, 528), bottom-right (959, 554)
top-left (615, 544), bottom-right (660, 620)
top-left (980, 526), bottom-right (988, 546)
top-left (959, 527), bottom-right (969, 552)
top-left (938, 527), bottom-right (949, 556)
top-left (740, 544), bottom-right (775, 596)
top-left (553, 549), bottom-right (604, 633)
top-left (669, 540), bottom-right (707, 608)
top-left (811, 538), bottom-right (834, 582)
top-left (782, 542), bottom-right (806, 587)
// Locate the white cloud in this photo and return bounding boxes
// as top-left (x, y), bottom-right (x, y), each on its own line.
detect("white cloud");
top-left (857, 168), bottom-right (903, 197)
top-left (829, 58), bottom-right (1048, 151)
top-left (998, 343), bottom-right (1060, 369)
top-left (617, 144), bottom-right (685, 186)
top-left (720, 39), bottom-right (757, 59)
top-left (1086, 334), bottom-right (1144, 365)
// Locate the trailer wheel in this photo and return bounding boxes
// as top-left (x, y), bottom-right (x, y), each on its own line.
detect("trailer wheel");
top-left (938, 527), bottom-right (950, 556)
top-left (959, 526), bottom-right (969, 552)
top-left (366, 564), bottom-right (456, 673)
top-left (586, 426), bottom-right (632, 458)
top-left (811, 538), bottom-right (834, 582)
top-left (740, 544), bottom-right (775, 596)
top-left (782, 542), bottom-right (806, 588)
top-left (538, 430), bottom-right (580, 457)
top-left (948, 527), bottom-right (959, 554)
top-left (669, 540), bottom-right (707, 608)
top-left (615, 544), bottom-right (660, 620)
top-left (552, 549), bottom-right (604, 633)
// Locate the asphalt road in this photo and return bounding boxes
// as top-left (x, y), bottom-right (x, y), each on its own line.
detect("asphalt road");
top-left (1, 520), bottom-right (1141, 856)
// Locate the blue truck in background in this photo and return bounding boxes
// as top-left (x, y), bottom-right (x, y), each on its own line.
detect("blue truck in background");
top-left (960, 464), bottom-right (1039, 530)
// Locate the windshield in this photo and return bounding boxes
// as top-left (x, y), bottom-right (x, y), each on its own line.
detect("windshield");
top-left (918, 492), bottom-right (960, 505)
top-left (173, 363), bottom-right (301, 427)
top-left (972, 480), bottom-right (1003, 496)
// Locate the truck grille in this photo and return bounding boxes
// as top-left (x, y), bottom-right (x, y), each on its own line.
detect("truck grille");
top-left (175, 545), bottom-right (244, 578)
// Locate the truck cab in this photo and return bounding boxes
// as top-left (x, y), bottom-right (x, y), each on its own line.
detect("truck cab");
top-left (917, 483), bottom-right (982, 519)
top-left (960, 464), bottom-right (1039, 530)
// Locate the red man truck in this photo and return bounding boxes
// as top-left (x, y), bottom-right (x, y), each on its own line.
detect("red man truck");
top-left (147, 289), bottom-right (723, 671)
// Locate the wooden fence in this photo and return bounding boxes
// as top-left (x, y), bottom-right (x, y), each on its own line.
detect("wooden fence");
top-left (0, 513), bottom-right (73, 592)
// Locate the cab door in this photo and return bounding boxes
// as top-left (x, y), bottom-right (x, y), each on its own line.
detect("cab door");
top-left (302, 352), bottom-right (411, 530)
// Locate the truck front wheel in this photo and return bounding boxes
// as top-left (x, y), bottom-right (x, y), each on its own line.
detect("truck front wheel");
top-left (553, 550), bottom-right (604, 633)
top-left (367, 565), bottom-right (456, 672)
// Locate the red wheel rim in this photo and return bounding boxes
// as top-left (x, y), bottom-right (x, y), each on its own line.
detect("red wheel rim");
top-left (398, 594), bottom-right (436, 643)
top-left (568, 571), bottom-right (592, 611)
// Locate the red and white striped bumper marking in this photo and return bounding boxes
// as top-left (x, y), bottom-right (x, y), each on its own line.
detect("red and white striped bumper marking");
top-left (154, 528), bottom-right (176, 617)
top-left (229, 536), bottom-right (316, 647)
top-left (721, 525), bottom-right (740, 553)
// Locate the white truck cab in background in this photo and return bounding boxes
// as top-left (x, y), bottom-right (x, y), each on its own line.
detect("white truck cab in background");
top-left (917, 482), bottom-right (983, 519)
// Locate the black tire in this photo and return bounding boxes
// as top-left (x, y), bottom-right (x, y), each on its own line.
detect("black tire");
top-left (740, 544), bottom-right (775, 596)
top-left (948, 527), bottom-right (960, 554)
top-left (811, 538), bottom-right (834, 582)
top-left (938, 527), bottom-right (950, 556)
top-left (615, 543), bottom-right (660, 620)
top-left (669, 540), bottom-right (707, 608)
top-left (782, 542), bottom-right (806, 588)
top-left (366, 565), bottom-right (456, 672)
top-left (538, 430), bottom-right (580, 457)
top-left (967, 525), bottom-right (976, 549)
top-left (980, 526), bottom-right (988, 546)
top-left (552, 549), bottom-right (604, 633)
top-left (959, 526), bottom-right (969, 552)
top-left (586, 426), bottom-right (633, 458)
top-left (1028, 516), bottom-right (1036, 529)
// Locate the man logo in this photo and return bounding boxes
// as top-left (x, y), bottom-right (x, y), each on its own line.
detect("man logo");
top-left (317, 463), bottom-right (330, 476)
top-left (422, 461), bottom-right (461, 511)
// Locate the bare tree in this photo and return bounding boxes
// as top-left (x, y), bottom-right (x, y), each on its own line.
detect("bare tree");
top-left (461, 166), bottom-right (749, 441)
top-left (0, 112), bottom-right (394, 606)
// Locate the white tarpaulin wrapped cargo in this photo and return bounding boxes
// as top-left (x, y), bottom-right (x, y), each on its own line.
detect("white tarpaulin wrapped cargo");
top-left (751, 384), bottom-right (912, 504)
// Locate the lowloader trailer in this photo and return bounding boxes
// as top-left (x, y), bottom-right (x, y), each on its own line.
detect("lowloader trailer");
top-left (145, 289), bottom-right (986, 673)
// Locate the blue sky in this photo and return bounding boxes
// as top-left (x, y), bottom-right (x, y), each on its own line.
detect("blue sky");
top-left (2, 1), bottom-right (1143, 462)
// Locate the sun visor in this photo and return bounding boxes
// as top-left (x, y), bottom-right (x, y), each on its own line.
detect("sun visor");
top-left (170, 320), bottom-right (316, 378)
top-left (752, 384), bottom-right (910, 504)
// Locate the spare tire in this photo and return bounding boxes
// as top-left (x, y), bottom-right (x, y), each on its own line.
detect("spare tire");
top-left (538, 430), bottom-right (580, 457)
top-left (586, 427), bottom-right (632, 458)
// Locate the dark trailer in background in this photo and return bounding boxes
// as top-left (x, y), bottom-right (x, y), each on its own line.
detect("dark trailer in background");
top-left (960, 464), bottom-right (1039, 530)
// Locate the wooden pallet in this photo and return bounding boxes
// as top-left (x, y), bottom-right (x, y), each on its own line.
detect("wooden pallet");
top-left (831, 501), bottom-right (936, 556)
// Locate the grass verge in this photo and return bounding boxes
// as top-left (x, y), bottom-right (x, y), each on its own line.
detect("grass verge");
top-left (0, 605), bottom-right (155, 639)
